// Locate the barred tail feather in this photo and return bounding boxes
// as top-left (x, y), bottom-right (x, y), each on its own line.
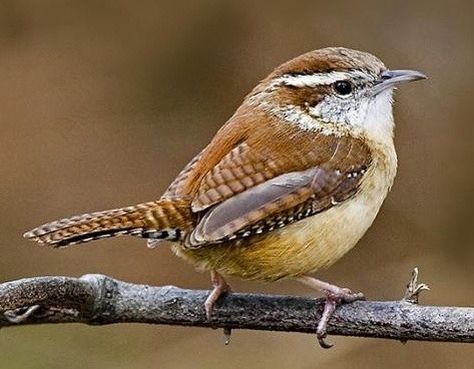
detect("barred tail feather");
top-left (23, 199), bottom-right (192, 248)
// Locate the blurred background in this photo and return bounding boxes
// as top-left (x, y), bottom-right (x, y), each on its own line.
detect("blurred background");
top-left (0, 0), bottom-right (473, 368)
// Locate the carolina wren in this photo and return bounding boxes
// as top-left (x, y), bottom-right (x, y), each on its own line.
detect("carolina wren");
top-left (24, 47), bottom-right (426, 347)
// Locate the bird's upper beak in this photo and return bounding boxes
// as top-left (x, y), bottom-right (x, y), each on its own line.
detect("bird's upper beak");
top-left (372, 69), bottom-right (427, 95)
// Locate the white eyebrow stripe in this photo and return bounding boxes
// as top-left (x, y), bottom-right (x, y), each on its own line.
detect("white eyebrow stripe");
top-left (274, 70), bottom-right (369, 88)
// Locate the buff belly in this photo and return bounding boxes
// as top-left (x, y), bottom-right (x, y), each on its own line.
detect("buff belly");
top-left (173, 158), bottom-right (393, 281)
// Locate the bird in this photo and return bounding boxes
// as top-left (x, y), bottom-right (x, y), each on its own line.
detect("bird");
top-left (24, 47), bottom-right (426, 347)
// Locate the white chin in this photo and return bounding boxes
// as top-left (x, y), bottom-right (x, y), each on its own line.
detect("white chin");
top-left (362, 89), bottom-right (395, 142)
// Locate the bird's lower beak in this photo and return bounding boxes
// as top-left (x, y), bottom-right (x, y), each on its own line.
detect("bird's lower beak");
top-left (371, 69), bottom-right (427, 95)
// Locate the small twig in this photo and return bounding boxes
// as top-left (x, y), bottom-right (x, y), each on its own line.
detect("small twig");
top-left (403, 267), bottom-right (430, 304)
top-left (399, 267), bottom-right (431, 344)
top-left (0, 272), bottom-right (473, 345)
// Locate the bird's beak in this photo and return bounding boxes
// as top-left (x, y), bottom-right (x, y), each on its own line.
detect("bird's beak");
top-left (371, 69), bottom-right (427, 95)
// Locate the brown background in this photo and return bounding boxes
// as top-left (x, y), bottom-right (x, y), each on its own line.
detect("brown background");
top-left (0, 1), bottom-right (473, 368)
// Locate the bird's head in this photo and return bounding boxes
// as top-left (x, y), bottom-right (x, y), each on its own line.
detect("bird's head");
top-left (247, 47), bottom-right (426, 143)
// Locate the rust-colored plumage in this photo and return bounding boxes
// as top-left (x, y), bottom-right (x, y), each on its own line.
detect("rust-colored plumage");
top-left (25, 198), bottom-right (193, 247)
top-left (24, 47), bottom-right (426, 346)
top-left (25, 108), bottom-right (371, 258)
top-left (24, 48), bottom-right (385, 277)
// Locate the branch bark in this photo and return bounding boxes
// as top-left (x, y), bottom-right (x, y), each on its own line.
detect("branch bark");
top-left (0, 273), bottom-right (473, 344)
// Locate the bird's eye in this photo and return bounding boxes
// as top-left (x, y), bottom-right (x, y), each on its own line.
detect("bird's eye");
top-left (333, 80), bottom-right (353, 96)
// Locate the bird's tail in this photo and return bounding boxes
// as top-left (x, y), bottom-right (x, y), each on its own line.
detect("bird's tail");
top-left (23, 198), bottom-right (193, 248)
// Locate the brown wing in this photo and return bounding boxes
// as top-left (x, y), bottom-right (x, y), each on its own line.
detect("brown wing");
top-left (163, 109), bottom-right (341, 203)
top-left (191, 129), bottom-right (346, 212)
top-left (188, 135), bottom-right (371, 246)
top-left (161, 110), bottom-right (371, 247)
top-left (189, 161), bottom-right (368, 245)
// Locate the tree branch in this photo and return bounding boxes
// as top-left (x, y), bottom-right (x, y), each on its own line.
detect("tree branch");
top-left (0, 272), bottom-right (473, 344)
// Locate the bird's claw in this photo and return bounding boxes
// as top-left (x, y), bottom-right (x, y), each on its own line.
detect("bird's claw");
top-left (317, 330), bottom-right (334, 349)
top-left (316, 287), bottom-right (365, 349)
top-left (223, 327), bottom-right (232, 345)
top-left (204, 271), bottom-right (233, 345)
top-left (204, 271), bottom-right (231, 321)
top-left (3, 305), bottom-right (40, 324)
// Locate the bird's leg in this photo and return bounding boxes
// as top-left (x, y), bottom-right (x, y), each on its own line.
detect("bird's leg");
top-left (205, 271), bottom-right (233, 344)
top-left (204, 270), bottom-right (232, 320)
top-left (297, 276), bottom-right (365, 349)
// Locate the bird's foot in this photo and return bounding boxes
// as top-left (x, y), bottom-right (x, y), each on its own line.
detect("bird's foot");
top-left (204, 270), bottom-right (232, 320)
top-left (205, 271), bottom-right (233, 345)
top-left (298, 276), bottom-right (365, 349)
top-left (317, 286), bottom-right (365, 348)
